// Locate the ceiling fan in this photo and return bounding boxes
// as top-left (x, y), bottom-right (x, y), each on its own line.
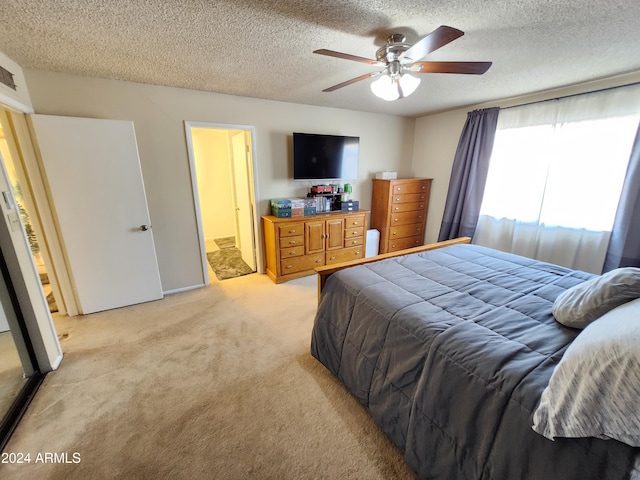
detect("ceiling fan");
top-left (314, 25), bottom-right (492, 101)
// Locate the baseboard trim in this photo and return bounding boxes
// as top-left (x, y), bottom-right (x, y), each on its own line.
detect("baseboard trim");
top-left (163, 284), bottom-right (205, 295)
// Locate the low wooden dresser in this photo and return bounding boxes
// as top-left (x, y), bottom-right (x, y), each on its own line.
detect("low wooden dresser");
top-left (371, 178), bottom-right (432, 254)
top-left (262, 210), bottom-right (369, 283)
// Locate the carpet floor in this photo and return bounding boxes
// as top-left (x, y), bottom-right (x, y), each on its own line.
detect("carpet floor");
top-left (0, 273), bottom-right (416, 480)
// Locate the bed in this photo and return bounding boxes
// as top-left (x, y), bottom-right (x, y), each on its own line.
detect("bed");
top-left (311, 239), bottom-right (640, 479)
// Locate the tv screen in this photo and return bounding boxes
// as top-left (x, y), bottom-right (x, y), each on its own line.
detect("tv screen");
top-left (293, 132), bottom-right (359, 180)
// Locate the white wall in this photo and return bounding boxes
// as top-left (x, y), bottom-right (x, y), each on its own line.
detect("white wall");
top-left (412, 110), bottom-right (467, 244)
top-left (413, 71), bottom-right (640, 244)
top-left (24, 69), bottom-right (416, 291)
top-left (192, 128), bottom-right (235, 243)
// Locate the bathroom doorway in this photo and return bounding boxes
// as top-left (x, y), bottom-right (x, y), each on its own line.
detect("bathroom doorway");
top-left (185, 123), bottom-right (259, 283)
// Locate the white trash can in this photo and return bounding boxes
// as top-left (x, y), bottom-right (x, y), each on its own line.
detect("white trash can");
top-left (365, 229), bottom-right (380, 257)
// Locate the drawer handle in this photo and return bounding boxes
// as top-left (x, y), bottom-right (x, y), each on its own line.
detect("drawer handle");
top-left (352, 231), bottom-right (358, 235)
top-left (289, 251), bottom-right (296, 255)
top-left (353, 221), bottom-right (358, 225)
top-left (289, 229), bottom-right (296, 234)
top-left (393, 232), bottom-right (398, 235)
top-left (421, 186), bottom-right (426, 190)
top-left (395, 207), bottom-right (400, 211)
top-left (356, 251), bottom-right (361, 255)
top-left (396, 197), bottom-right (400, 201)
top-left (289, 240), bottom-right (296, 244)
top-left (330, 256), bottom-right (336, 260)
top-left (316, 259), bottom-right (322, 263)
top-left (396, 187), bottom-right (401, 191)
top-left (394, 218), bottom-right (399, 222)
top-left (352, 240), bottom-right (357, 244)
top-left (420, 204), bottom-right (424, 208)
top-left (285, 265), bottom-right (292, 269)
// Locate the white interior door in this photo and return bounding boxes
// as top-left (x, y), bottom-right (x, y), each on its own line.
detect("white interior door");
top-left (30, 115), bottom-right (163, 314)
top-left (230, 132), bottom-right (256, 270)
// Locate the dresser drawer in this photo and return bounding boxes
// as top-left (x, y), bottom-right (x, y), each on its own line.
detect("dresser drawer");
top-left (278, 223), bottom-right (304, 237)
top-left (280, 246), bottom-right (303, 258)
top-left (280, 253), bottom-right (324, 274)
top-left (326, 246), bottom-right (364, 265)
top-left (390, 201), bottom-right (427, 213)
top-left (392, 181), bottom-right (430, 195)
top-left (389, 211), bottom-right (426, 226)
top-left (391, 193), bottom-right (428, 204)
top-left (279, 235), bottom-right (304, 248)
top-left (344, 236), bottom-right (364, 247)
top-left (388, 235), bottom-right (422, 251)
top-left (345, 215), bottom-right (366, 228)
top-left (389, 223), bottom-right (424, 239)
top-left (344, 226), bottom-right (364, 238)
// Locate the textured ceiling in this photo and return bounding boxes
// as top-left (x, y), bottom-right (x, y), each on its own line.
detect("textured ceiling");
top-left (1, 0), bottom-right (640, 118)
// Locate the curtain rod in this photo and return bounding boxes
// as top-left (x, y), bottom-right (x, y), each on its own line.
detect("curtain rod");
top-left (500, 80), bottom-right (640, 110)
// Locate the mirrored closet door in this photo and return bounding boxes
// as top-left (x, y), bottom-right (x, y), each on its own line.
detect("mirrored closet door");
top-left (0, 109), bottom-right (45, 450)
top-left (0, 245), bottom-right (37, 419)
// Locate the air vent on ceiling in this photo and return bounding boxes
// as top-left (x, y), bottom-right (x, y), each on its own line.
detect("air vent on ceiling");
top-left (0, 66), bottom-right (17, 91)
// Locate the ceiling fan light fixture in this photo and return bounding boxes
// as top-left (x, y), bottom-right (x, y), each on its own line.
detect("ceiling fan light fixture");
top-left (370, 74), bottom-right (400, 101)
top-left (316, 26), bottom-right (490, 97)
top-left (398, 73), bottom-right (421, 97)
top-left (370, 73), bottom-right (421, 101)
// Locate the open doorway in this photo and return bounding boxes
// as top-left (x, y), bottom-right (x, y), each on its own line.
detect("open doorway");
top-left (185, 123), bottom-right (259, 283)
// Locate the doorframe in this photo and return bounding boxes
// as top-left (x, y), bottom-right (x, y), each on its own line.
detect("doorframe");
top-left (184, 122), bottom-right (262, 284)
top-left (6, 112), bottom-right (76, 316)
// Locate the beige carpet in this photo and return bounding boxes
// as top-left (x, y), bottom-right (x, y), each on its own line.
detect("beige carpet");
top-left (0, 272), bottom-right (416, 480)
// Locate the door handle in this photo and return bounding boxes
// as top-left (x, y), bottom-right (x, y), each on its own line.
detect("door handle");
top-left (139, 225), bottom-right (151, 231)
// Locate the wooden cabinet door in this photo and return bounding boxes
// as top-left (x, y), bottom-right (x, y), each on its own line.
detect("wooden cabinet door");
top-left (326, 218), bottom-right (344, 251)
top-left (305, 221), bottom-right (325, 254)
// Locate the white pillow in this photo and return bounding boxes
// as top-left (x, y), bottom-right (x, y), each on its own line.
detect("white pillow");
top-left (552, 267), bottom-right (640, 329)
top-left (533, 297), bottom-right (640, 447)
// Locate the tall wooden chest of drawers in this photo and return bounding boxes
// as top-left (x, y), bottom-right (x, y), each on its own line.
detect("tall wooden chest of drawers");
top-left (371, 178), bottom-right (432, 254)
top-left (262, 210), bottom-right (369, 283)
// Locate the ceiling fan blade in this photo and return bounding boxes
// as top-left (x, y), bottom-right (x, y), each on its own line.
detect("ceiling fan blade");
top-left (412, 61), bottom-right (492, 75)
top-left (400, 25), bottom-right (464, 62)
top-left (314, 49), bottom-right (383, 66)
top-left (322, 71), bottom-right (384, 92)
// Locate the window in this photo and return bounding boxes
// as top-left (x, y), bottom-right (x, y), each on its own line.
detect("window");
top-left (480, 115), bottom-right (638, 231)
top-left (473, 84), bottom-right (640, 273)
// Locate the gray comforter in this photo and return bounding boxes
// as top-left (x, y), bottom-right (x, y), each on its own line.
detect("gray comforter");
top-left (311, 244), bottom-right (638, 479)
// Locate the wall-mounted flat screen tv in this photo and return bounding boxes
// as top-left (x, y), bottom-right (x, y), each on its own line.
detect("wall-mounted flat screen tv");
top-left (292, 132), bottom-right (359, 180)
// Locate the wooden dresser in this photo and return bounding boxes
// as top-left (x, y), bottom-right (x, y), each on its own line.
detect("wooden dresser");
top-left (371, 178), bottom-right (432, 254)
top-left (262, 210), bottom-right (369, 283)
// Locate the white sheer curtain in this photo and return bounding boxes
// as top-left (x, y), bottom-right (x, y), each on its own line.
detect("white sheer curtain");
top-left (473, 84), bottom-right (640, 273)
